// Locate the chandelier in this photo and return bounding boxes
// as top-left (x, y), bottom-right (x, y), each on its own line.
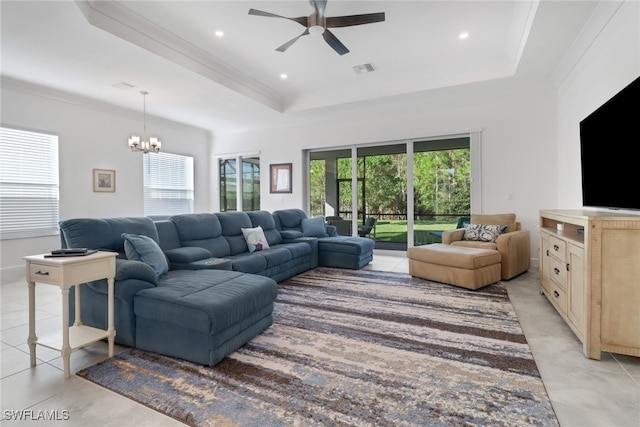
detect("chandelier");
top-left (128, 91), bottom-right (161, 153)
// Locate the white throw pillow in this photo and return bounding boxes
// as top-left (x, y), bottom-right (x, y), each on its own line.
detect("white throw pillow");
top-left (241, 226), bottom-right (271, 253)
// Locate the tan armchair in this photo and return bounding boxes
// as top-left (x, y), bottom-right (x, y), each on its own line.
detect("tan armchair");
top-left (442, 213), bottom-right (530, 280)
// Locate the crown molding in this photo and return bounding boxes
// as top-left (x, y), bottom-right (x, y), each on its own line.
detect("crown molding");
top-left (1, 76), bottom-right (210, 135)
top-left (76, 0), bottom-right (284, 112)
top-left (551, 0), bottom-right (626, 88)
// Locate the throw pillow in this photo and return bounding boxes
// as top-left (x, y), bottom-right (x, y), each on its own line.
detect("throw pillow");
top-left (463, 224), bottom-right (508, 243)
top-left (241, 225), bottom-right (270, 253)
top-left (121, 233), bottom-right (169, 277)
top-left (471, 213), bottom-right (517, 233)
top-left (301, 216), bottom-right (329, 237)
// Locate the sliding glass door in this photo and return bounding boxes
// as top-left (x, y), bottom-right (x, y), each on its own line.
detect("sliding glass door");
top-left (308, 136), bottom-right (472, 250)
top-left (413, 139), bottom-right (470, 245)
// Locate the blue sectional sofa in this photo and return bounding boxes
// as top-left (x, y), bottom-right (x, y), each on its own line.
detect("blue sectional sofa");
top-left (274, 209), bottom-right (375, 269)
top-left (58, 209), bottom-right (374, 366)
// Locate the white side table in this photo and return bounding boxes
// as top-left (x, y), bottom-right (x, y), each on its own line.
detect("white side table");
top-left (24, 251), bottom-right (117, 378)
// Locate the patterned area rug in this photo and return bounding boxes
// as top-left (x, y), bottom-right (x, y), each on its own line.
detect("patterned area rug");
top-left (77, 267), bottom-right (558, 426)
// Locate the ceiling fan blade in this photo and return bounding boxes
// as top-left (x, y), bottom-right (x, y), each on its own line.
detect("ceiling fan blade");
top-left (248, 9), bottom-right (308, 27)
top-left (326, 12), bottom-right (385, 28)
top-left (322, 29), bottom-right (349, 55)
top-left (276, 29), bottom-right (310, 52)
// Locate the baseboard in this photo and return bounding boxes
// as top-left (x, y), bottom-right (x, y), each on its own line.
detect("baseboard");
top-left (1, 265), bottom-right (25, 284)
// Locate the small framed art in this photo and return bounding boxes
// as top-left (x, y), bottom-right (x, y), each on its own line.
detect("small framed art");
top-left (270, 163), bottom-right (292, 193)
top-left (93, 169), bottom-right (115, 192)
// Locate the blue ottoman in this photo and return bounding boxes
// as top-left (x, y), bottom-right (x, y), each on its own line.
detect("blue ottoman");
top-left (318, 236), bottom-right (375, 269)
top-left (133, 269), bottom-right (277, 366)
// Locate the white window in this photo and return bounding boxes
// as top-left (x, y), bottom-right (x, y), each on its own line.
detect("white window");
top-left (143, 152), bottom-right (194, 216)
top-left (0, 127), bottom-right (59, 239)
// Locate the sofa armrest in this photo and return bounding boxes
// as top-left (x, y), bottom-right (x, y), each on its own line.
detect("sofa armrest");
top-left (280, 230), bottom-right (304, 240)
top-left (442, 228), bottom-right (465, 244)
top-left (85, 258), bottom-right (157, 302)
top-left (115, 258), bottom-right (157, 284)
top-left (496, 230), bottom-right (531, 279)
top-left (290, 236), bottom-right (319, 268)
top-left (164, 246), bottom-right (212, 264)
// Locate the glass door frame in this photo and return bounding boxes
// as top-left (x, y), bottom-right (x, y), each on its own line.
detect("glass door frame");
top-left (304, 132), bottom-right (482, 246)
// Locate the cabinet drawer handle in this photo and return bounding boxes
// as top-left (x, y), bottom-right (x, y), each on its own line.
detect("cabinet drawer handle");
top-left (553, 244), bottom-right (560, 251)
top-left (35, 271), bottom-right (50, 276)
top-left (553, 267), bottom-right (560, 275)
top-left (554, 290), bottom-right (560, 298)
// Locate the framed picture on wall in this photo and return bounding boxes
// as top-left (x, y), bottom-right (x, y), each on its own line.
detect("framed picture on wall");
top-left (270, 163), bottom-right (292, 193)
top-left (93, 169), bottom-right (115, 192)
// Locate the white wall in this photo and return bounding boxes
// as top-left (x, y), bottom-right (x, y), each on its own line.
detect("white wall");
top-left (0, 81), bottom-right (212, 270)
top-left (557, 0), bottom-right (640, 208)
top-left (213, 80), bottom-right (559, 263)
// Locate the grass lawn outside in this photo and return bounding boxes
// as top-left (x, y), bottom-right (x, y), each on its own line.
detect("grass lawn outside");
top-left (373, 219), bottom-right (462, 243)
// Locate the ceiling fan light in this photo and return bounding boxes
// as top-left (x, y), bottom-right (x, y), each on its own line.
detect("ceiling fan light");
top-left (308, 25), bottom-right (325, 36)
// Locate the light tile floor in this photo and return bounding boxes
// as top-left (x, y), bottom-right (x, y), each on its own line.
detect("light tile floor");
top-left (1, 252), bottom-right (639, 426)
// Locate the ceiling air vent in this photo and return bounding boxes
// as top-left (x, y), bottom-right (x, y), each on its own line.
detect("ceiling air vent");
top-left (352, 63), bottom-right (376, 75)
top-left (113, 81), bottom-right (136, 90)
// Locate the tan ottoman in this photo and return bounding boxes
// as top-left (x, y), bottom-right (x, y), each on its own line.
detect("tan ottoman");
top-left (407, 244), bottom-right (501, 290)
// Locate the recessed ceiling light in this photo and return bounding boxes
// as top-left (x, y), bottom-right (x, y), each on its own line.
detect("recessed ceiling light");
top-left (215, 30), bottom-right (224, 37)
top-left (280, 74), bottom-right (288, 80)
top-left (459, 32), bottom-right (469, 40)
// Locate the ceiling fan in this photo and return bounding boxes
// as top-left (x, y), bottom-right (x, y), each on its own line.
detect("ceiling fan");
top-left (248, 0), bottom-right (385, 56)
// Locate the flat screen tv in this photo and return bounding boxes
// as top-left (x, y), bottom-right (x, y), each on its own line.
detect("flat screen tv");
top-left (580, 75), bottom-right (640, 210)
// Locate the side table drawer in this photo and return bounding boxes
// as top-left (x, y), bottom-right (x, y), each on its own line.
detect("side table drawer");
top-left (29, 264), bottom-right (60, 284)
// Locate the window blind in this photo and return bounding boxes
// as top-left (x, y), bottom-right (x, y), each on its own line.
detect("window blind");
top-left (143, 152), bottom-right (194, 216)
top-left (0, 127), bottom-right (60, 239)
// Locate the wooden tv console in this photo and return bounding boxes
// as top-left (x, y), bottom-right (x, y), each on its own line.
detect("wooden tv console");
top-left (539, 209), bottom-right (640, 359)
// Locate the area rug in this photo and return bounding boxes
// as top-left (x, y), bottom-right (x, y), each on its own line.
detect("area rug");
top-left (77, 267), bottom-right (558, 426)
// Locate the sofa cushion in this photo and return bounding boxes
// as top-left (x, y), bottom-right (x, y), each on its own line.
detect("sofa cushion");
top-left (247, 211), bottom-right (283, 246)
top-left (318, 236), bottom-right (375, 254)
top-left (241, 226), bottom-right (271, 253)
top-left (273, 208), bottom-right (307, 230)
top-left (258, 246), bottom-right (292, 267)
top-left (164, 246), bottom-right (212, 263)
top-left (226, 252), bottom-right (268, 274)
top-left (217, 212), bottom-right (254, 255)
top-left (451, 240), bottom-right (498, 251)
top-left (59, 217), bottom-right (158, 257)
top-left (134, 269), bottom-right (278, 334)
top-left (280, 230), bottom-right (304, 240)
top-left (302, 216), bottom-right (329, 237)
top-left (153, 220), bottom-right (182, 251)
top-left (121, 233), bottom-right (169, 276)
top-left (170, 214), bottom-right (231, 258)
top-left (463, 224), bottom-right (507, 243)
